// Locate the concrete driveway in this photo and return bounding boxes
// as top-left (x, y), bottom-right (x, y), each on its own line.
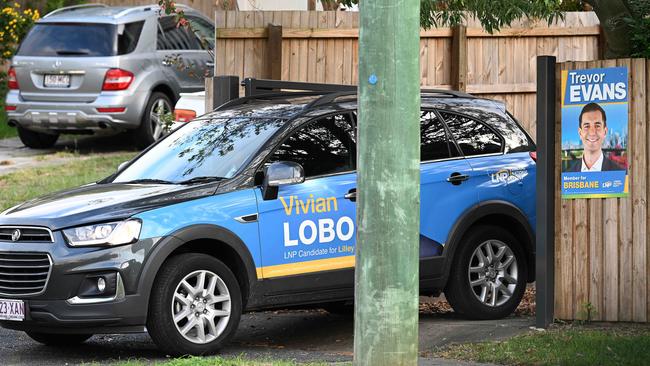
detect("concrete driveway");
top-left (0, 300), bottom-right (532, 365)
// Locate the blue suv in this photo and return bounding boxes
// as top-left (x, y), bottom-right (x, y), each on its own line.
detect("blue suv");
top-left (0, 81), bottom-right (536, 355)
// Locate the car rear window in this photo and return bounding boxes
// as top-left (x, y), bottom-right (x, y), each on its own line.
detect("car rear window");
top-left (17, 22), bottom-right (144, 57)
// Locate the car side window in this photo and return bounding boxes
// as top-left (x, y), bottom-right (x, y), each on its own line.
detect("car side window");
top-left (117, 21), bottom-right (144, 55)
top-left (157, 16), bottom-right (201, 50)
top-left (420, 110), bottom-right (458, 161)
top-left (440, 111), bottom-right (503, 156)
top-left (268, 113), bottom-right (356, 178)
top-left (186, 16), bottom-right (215, 50)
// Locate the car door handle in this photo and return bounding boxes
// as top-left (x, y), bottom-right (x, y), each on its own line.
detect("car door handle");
top-left (206, 61), bottom-right (215, 67)
top-left (446, 172), bottom-right (470, 185)
top-left (161, 60), bottom-right (172, 66)
top-left (344, 189), bottom-right (357, 202)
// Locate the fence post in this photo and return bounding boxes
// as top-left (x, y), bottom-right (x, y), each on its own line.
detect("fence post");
top-left (266, 24), bottom-right (283, 80)
top-left (535, 55), bottom-right (556, 329)
top-left (451, 25), bottom-right (467, 92)
top-left (205, 75), bottom-right (240, 112)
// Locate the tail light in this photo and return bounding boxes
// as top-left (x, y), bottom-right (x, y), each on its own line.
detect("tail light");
top-left (530, 151), bottom-right (537, 162)
top-left (102, 68), bottom-right (134, 91)
top-left (7, 67), bottom-right (18, 90)
top-left (174, 109), bottom-right (197, 122)
top-left (5, 105), bottom-right (16, 111)
top-left (97, 107), bottom-right (126, 113)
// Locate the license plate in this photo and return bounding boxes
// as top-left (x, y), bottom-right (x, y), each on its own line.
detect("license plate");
top-left (44, 74), bottom-right (70, 88)
top-left (0, 299), bottom-right (25, 321)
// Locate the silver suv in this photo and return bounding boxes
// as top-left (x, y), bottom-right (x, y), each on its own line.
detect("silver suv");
top-left (4, 4), bottom-right (214, 148)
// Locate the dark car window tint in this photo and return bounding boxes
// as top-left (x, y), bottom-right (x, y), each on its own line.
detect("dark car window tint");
top-left (157, 17), bottom-right (201, 50)
top-left (187, 16), bottom-right (215, 49)
top-left (17, 23), bottom-right (116, 57)
top-left (269, 114), bottom-right (356, 178)
top-left (440, 112), bottom-right (503, 156)
top-left (420, 111), bottom-right (456, 161)
top-left (117, 21), bottom-right (144, 55)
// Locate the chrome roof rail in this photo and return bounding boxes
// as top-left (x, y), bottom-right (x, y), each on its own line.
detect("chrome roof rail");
top-left (43, 3), bottom-right (108, 18)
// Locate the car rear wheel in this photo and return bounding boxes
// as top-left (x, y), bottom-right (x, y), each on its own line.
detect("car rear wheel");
top-left (134, 92), bottom-right (172, 149)
top-left (17, 127), bottom-right (58, 149)
top-left (444, 225), bottom-right (527, 320)
top-left (26, 332), bottom-right (92, 346)
top-left (147, 253), bottom-right (242, 356)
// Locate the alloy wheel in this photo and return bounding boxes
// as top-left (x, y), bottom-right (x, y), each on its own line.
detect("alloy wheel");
top-left (171, 270), bottom-right (232, 344)
top-left (467, 239), bottom-right (518, 307)
top-left (150, 98), bottom-right (172, 141)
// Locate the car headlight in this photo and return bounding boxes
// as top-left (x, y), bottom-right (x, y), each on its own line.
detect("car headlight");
top-left (63, 219), bottom-right (142, 247)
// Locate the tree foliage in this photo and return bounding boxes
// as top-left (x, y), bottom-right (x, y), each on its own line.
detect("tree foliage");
top-left (624, 0), bottom-right (650, 58)
top-left (337, 0), bottom-right (564, 33)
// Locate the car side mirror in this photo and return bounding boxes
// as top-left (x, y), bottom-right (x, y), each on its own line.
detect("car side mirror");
top-left (117, 161), bottom-right (129, 172)
top-left (262, 161), bottom-right (305, 200)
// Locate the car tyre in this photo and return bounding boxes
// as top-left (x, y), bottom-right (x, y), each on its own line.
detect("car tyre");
top-left (134, 92), bottom-right (172, 149)
top-left (17, 127), bottom-right (58, 149)
top-left (26, 332), bottom-right (92, 346)
top-left (444, 225), bottom-right (527, 320)
top-left (147, 253), bottom-right (242, 356)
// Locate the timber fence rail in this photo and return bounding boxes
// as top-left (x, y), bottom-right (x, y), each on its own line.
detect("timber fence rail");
top-left (555, 59), bottom-right (649, 323)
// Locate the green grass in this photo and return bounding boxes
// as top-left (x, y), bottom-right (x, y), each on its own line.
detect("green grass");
top-left (0, 152), bottom-right (136, 211)
top-left (112, 356), bottom-right (333, 366)
top-left (439, 326), bottom-right (650, 366)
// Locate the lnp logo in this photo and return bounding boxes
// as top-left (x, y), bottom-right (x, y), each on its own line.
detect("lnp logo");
top-left (52, 60), bottom-right (61, 69)
top-left (11, 229), bottom-right (21, 242)
top-left (490, 168), bottom-right (527, 185)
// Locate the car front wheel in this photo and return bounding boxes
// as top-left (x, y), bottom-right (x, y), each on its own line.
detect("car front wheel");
top-left (444, 225), bottom-right (527, 320)
top-left (147, 253), bottom-right (242, 356)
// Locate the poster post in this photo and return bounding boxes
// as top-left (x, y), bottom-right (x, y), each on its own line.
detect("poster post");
top-left (536, 56), bottom-right (556, 329)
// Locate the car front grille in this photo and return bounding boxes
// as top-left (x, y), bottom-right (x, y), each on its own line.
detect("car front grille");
top-left (0, 252), bottom-right (51, 296)
top-left (0, 227), bottom-right (53, 243)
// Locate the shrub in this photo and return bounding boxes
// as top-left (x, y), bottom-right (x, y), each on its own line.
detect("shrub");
top-left (0, 1), bottom-right (39, 62)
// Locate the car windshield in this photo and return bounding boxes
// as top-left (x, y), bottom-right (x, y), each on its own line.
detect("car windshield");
top-left (112, 117), bottom-right (285, 184)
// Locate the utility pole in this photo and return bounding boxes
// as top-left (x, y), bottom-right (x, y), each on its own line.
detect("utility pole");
top-left (353, 0), bottom-right (421, 365)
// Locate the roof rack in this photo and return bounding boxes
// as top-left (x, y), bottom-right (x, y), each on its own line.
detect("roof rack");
top-left (216, 78), bottom-right (474, 112)
top-left (43, 3), bottom-right (108, 18)
top-left (215, 91), bottom-right (334, 111)
top-left (420, 88), bottom-right (473, 98)
top-left (242, 78), bottom-right (356, 97)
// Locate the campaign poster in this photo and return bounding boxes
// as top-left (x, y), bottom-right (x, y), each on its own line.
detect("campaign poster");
top-left (561, 66), bottom-right (629, 199)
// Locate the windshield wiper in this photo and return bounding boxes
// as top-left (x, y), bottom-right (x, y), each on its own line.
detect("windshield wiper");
top-left (55, 50), bottom-right (90, 55)
top-left (121, 178), bottom-right (174, 185)
top-left (177, 176), bottom-right (225, 185)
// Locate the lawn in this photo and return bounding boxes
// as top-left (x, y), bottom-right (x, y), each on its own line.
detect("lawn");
top-left (439, 325), bottom-right (650, 366)
top-left (114, 356), bottom-right (331, 366)
top-left (0, 152), bottom-right (136, 211)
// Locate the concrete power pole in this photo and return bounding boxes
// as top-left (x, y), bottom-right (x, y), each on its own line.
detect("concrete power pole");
top-left (353, 0), bottom-right (421, 365)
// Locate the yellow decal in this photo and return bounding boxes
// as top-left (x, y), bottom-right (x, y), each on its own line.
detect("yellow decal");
top-left (258, 255), bottom-right (355, 278)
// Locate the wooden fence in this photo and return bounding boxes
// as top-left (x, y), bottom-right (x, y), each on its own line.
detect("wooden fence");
top-left (555, 59), bottom-right (649, 323)
top-left (215, 11), bottom-right (601, 140)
